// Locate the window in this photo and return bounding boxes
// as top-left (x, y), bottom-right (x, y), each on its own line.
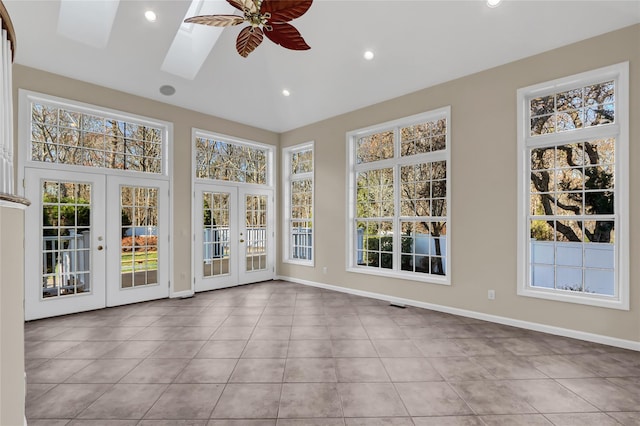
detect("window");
top-left (29, 99), bottom-right (165, 174)
top-left (195, 132), bottom-right (268, 185)
top-left (347, 108), bottom-right (451, 283)
top-left (283, 142), bottom-right (314, 265)
top-left (517, 62), bottom-right (629, 309)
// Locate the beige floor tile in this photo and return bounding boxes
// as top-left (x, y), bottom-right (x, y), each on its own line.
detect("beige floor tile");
top-left (371, 339), bottom-right (422, 357)
top-left (449, 381), bottom-right (536, 415)
top-left (277, 419), bottom-right (344, 426)
top-left (396, 382), bottom-right (473, 417)
top-left (28, 359), bottom-right (94, 383)
top-left (607, 411), bottom-right (640, 425)
top-left (149, 341), bottom-right (206, 358)
top-left (335, 358), bottom-right (390, 382)
top-left (331, 340), bottom-right (377, 357)
top-left (556, 378), bottom-right (640, 411)
top-left (412, 417), bottom-right (484, 426)
top-left (279, 383), bottom-right (342, 418)
top-left (78, 383), bottom-right (167, 420)
top-left (27, 383), bottom-right (111, 419)
top-left (65, 358), bottom-right (141, 383)
top-left (144, 384), bottom-right (224, 419)
top-left (543, 412), bottom-right (620, 425)
top-left (242, 340), bottom-right (289, 358)
top-left (291, 326), bottom-right (331, 340)
top-left (211, 326), bottom-right (255, 340)
top-left (25, 281), bottom-right (640, 425)
top-left (479, 414), bottom-right (553, 425)
top-left (196, 340), bottom-right (246, 358)
top-left (102, 340), bottom-right (163, 358)
top-left (429, 357), bottom-right (495, 381)
top-left (345, 419), bottom-right (413, 426)
top-left (329, 326), bottom-right (368, 340)
top-left (337, 383), bottom-right (407, 417)
top-left (120, 358), bottom-right (189, 383)
top-left (505, 379), bottom-right (599, 413)
top-left (284, 358), bottom-right (337, 382)
top-left (211, 383), bottom-right (281, 418)
top-left (251, 326), bottom-right (292, 340)
top-left (381, 357), bottom-right (442, 382)
top-left (528, 355), bottom-right (598, 378)
top-left (174, 358), bottom-right (237, 383)
top-left (470, 355), bottom-right (547, 379)
top-left (287, 340), bottom-right (333, 357)
top-left (229, 358), bottom-right (286, 382)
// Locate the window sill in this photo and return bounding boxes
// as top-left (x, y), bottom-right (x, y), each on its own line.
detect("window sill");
top-left (517, 286), bottom-right (628, 310)
top-left (283, 259), bottom-right (314, 267)
top-left (347, 266), bottom-right (450, 285)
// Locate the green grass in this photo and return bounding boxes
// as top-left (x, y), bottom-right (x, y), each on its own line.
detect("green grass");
top-left (121, 251), bottom-right (158, 272)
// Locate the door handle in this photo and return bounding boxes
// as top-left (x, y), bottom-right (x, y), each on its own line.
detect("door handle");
top-left (240, 239), bottom-right (245, 243)
top-left (97, 245), bottom-right (104, 251)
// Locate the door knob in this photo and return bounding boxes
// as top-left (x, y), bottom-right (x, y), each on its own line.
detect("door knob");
top-left (240, 239), bottom-right (245, 243)
top-left (97, 245), bottom-right (104, 251)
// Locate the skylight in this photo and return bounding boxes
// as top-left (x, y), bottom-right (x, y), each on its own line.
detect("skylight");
top-left (161, 0), bottom-right (236, 80)
top-left (57, 0), bottom-right (120, 48)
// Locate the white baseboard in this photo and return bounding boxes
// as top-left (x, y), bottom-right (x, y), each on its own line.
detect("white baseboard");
top-left (276, 275), bottom-right (640, 352)
top-left (170, 289), bottom-right (194, 299)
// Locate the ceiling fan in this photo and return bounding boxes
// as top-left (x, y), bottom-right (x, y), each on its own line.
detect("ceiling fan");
top-left (185, 0), bottom-right (312, 58)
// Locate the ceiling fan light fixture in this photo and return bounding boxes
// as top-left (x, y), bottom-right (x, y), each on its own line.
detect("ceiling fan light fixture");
top-left (487, 0), bottom-right (502, 8)
top-left (184, 0), bottom-right (313, 58)
top-left (363, 50), bottom-right (374, 61)
top-left (145, 10), bottom-right (157, 22)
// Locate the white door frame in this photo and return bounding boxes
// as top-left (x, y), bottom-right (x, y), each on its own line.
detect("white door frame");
top-left (24, 169), bottom-right (171, 320)
top-left (193, 182), bottom-right (274, 293)
top-left (238, 185), bottom-right (275, 285)
top-left (24, 168), bottom-right (107, 320)
top-left (106, 176), bottom-right (170, 306)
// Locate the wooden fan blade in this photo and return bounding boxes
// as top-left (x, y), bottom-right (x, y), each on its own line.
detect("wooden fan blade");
top-left (228, 0), bottom-right (258, 14)
top-left (236, 26), bottom-right (264, 57)
top-left (262, 0), bottom-right (312, 23)
top-left (184, 15), bottom-right (245, 27)
top-left (264, 22), bottom-right (310, 51)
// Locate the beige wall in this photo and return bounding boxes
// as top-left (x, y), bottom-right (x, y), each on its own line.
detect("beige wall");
top-left (0, 203), bottom-right (26, 425)
top-left (12, 65), bottom-right (279, 294)
top-left (278, 24), bottom-right (640, 343)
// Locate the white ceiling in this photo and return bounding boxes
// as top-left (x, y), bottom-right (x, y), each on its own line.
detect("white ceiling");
top-left (6, 0), bottom-right (640, 133)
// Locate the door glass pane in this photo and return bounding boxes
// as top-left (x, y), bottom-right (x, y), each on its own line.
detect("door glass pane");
top-left (120, 186), bottom-right (158, 288)
top-left (203, 191), bottom-right (231, 277)
top-left (41, 180), bottom-right (92, 298)
top-left (245, 194), bottom-right (267, 272)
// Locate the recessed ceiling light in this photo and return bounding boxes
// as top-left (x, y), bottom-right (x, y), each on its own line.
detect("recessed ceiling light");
top-left (159, 85), bottom-right (176, 96)
top-left (145, 10), bottom-right (157, 22)
top-left (364, 50), bottom-right (374, 60)
top-left (282, 89), bottom-right (291, 97)
top-left (487, 0), bottom-right (501, 8)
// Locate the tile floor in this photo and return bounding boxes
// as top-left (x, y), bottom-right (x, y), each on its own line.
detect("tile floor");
top-left (24, 280), bottom-right (640, 425)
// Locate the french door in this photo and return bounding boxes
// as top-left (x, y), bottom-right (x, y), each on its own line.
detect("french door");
top-left (195, 183), bottom-right (274, 292)
top-left (24, 168), bottom-right (169, 320)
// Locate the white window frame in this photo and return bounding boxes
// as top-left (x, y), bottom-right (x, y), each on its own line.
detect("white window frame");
top-left (516, 62), bottom-right (629, 310)
top-left (346, 107), bottom-right (451, 285)
top-left (18, 90), bottom-right (171, 181)
top-left (192, 128), bottom-right (274, 188)
top-left (282, 141), bottom-right (314, 266)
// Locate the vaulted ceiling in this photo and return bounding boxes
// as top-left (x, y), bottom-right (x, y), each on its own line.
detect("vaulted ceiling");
top-left (6, 1), bottom-right (640, 132)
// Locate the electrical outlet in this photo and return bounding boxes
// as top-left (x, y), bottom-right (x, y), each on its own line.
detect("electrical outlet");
top-left (488, 289), bottom-right (495, 300)
top-left (322, 266), bottom-right (328, 274)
